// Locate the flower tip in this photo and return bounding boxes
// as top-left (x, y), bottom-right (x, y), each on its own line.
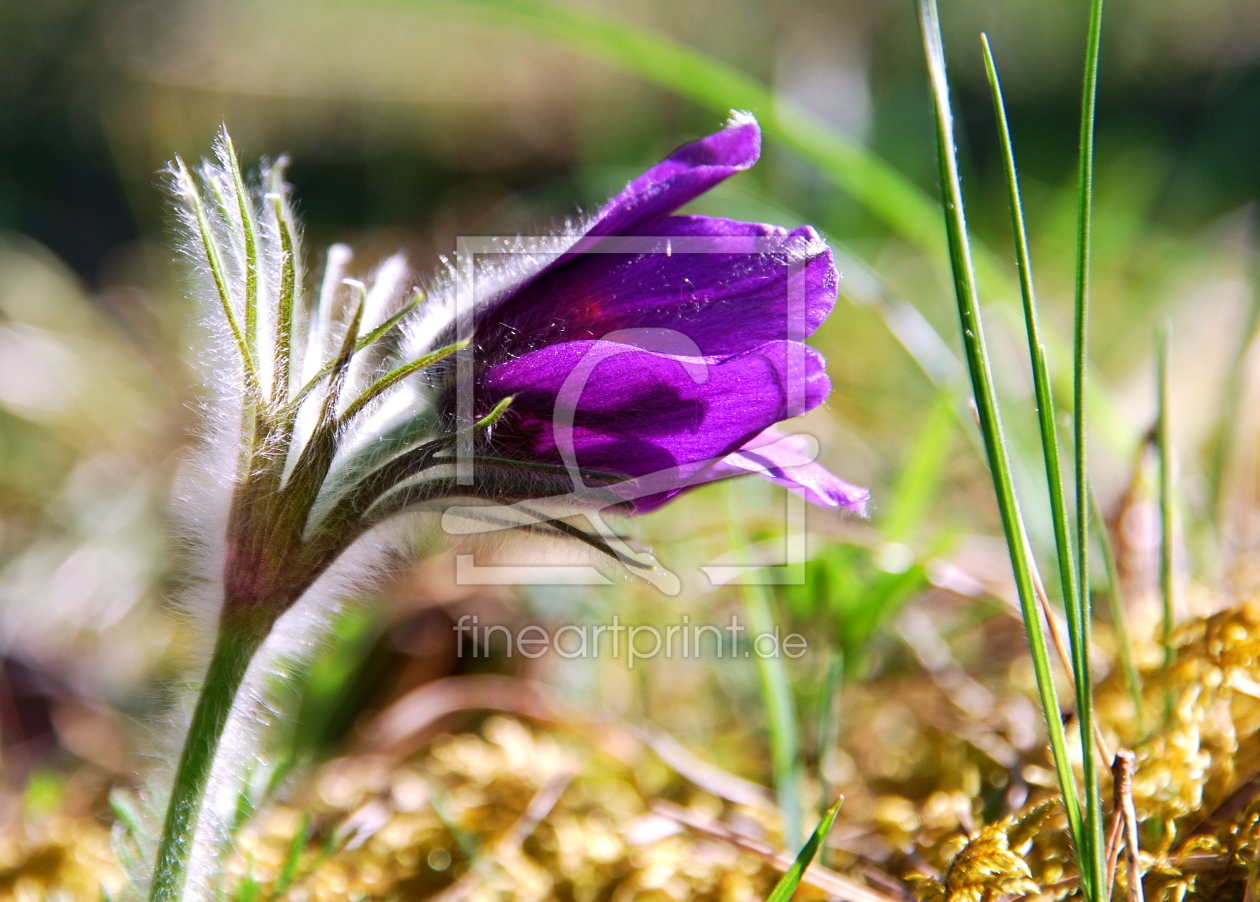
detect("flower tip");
top-left (214, 125), bottom-right (236, 153)
top-left (709, 112), bottom-right (760, 171)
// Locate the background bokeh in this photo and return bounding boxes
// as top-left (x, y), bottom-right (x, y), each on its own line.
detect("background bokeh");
top-left (3, 0), bottom-right (1260, 885)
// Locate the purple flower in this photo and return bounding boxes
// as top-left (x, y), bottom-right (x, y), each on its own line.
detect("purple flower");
top-left (461, 115), bottom-right (868, 516)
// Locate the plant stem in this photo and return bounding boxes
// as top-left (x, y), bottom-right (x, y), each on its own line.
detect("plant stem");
top-left (150, 610), bottom-right (272, 902)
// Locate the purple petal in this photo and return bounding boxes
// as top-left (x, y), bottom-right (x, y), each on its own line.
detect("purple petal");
top-left (478, 338), bottom-right (829, 509)
top-left (714, 429), bottom-right (869, 513)
top-left (478, 218), bottom-right (837, 363)
top-left (585, 114), bottom-right (761, 239)
top-left (627, 429), bottom-right (869, 514)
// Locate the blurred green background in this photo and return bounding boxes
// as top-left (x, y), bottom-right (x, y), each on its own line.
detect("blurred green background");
top-left (2, 0), bottom-right (1259, 848)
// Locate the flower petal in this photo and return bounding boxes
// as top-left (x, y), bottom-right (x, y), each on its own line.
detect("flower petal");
top-left (478, 338), bottom-right (829, 509)
top-left (626, 429), bottom-right (869, 514)
top-left (478, 218), bottom-right (837, 363)
top-left (585, 114), bottom-right (761, 239)
top-left (714, 429), bottom-right (869, 512)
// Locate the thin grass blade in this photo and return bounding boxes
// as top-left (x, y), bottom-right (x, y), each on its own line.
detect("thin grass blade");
top-left (725, 485), bottom-right (802, 851)
top-left (765, 798), bottom-right (843, 902)
top-left (1092, 485), bottom-right (1144, 734)
top-left (915, 0), bottom-right (1089, 893)
top-left (403, 0), bottom-right (1135, 457)
top-left (1158, 323), bottom-right (1177, 667)
top-left (1071, 0), bottom-right (1109, 893)
top-left (985, 33), bottom-right (1105, 899)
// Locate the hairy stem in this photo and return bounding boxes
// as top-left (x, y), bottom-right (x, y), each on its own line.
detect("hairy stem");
top-left (149, 610), bottom-right (272, 902)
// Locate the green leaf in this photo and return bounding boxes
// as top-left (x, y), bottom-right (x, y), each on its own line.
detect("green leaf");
top-left (235, 872), bottom-right (260, 902)
top-left (174, 157), bottom-right (260, 399)
top-left (1068, 0), bottom-right (1109, 895)
top-left (223, 133), bottom-right (260, 369)
top-left (339, 339), bottom-right (468, 423)
top-left (765, 798), bottom-right (842, 902)
top-left (985, 38), bottom-right (1105, 899)
top-left (289, 289), bottom-right (422, 411)
top-left (725, 484), bottom-right (801, 851)
top-left (269, 191), bottom-right (298, 404)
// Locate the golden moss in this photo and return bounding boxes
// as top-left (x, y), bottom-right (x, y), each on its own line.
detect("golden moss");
top-left (15, 604), bottom-right (1260, 900)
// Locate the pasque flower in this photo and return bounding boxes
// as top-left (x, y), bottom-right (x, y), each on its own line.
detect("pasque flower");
top-left (449, 113), bottom-right (867, 517)
top-left (145, 115), bottom-right (864, 902)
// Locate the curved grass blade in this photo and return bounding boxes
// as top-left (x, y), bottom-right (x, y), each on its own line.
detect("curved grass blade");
top-left (402, 0), bottom-right (1135, 459)
top-left (1092, 484), bottom-right (1144, 735)
top-left (766, 798), bottom-right (842, 902)
top-left (981, 35), bottom-right (1081, 666)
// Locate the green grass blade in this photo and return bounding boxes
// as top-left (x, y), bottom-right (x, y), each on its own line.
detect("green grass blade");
top-left (882, 392), bottom-right (954, 544)
top-left (1158, 323), bottom-right (1177, 668)
top-left (274, 813), bottom-right (312, 895)
top-left (390, 0), bottom-right (1136, 458)
top-left (766, 798), bottom-right (842, 902)
top-left (725, 485), bottom-right (801, 852)
top-left (984, 34), bottom-right (1104, 901)
top-left (746, 580), bottom-right (801, 852)
top-left (814, 650), bottom-right (845, 809)
top-left (1071, 0), bottom-right (1108, 894)
top-left (915, 0), bottom-right (1087, 891)
top-left (1091, 485), bottom-right (1143, 734)
top-left (981, 35), bottom-right (1080, 651)
top-left (1208, 261), bottom-right (1260, 529)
